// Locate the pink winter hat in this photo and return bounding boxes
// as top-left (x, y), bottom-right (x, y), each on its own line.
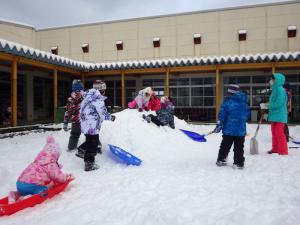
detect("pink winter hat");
top-left (43, 136), bottom-right (61, 155)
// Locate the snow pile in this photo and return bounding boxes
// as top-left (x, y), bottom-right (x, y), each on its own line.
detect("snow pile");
top-left (1, 109), bottom-right (300, 225)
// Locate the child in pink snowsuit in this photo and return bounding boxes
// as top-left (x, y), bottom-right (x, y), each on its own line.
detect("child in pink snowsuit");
top-left (10, 136), bottom-right (72, 201)
top-left (128, 87), bottom-right (153, 112)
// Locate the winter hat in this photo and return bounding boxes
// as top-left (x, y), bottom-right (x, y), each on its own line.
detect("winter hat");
top-left (72, 79), bottom-right (84, 92)
top-left (227, 84), bottom-right (240, 94)
top-left (93, 80), bottom-right (107, 91)
top-left (144, 87), bottom-right (153, 95)
top-left (43, 136), bottom-right (61, 155)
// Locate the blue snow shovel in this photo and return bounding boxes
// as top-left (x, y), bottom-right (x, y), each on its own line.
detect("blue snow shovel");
top-left (108, 144), bottom-right (142, 166)
top-left (180, 129), bottom-right (214, 142)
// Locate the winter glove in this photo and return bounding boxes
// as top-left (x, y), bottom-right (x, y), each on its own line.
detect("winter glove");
top-left (63, 123), bottom-right (68, 132)
top-left (66, 173), bottom-right (75, 181)
top-left (138, 108), bottom-right (143, 112)
top-left (111, 115), bottom-right (116, 121)
top-left (260, 103), bottom-right (268, 110)
top-left (213, 121), bottom-right (222, 133)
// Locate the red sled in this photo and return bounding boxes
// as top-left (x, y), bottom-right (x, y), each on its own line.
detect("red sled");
top-left (0, 179), bottom-right (73, 216)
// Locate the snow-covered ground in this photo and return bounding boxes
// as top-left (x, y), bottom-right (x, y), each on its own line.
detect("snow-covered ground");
top-left (1, 109), bottom-right (300, 225)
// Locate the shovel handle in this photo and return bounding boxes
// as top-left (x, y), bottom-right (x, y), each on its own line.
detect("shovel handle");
top-left (254, 112), bottom-right (265, 138)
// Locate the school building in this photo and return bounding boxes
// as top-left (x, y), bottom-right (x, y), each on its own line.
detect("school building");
top-left (0, 1), bottom-right (300, 127)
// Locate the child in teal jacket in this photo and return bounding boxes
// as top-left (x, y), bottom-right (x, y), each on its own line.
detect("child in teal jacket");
top-left (260, 73), bottom-right (288, 155)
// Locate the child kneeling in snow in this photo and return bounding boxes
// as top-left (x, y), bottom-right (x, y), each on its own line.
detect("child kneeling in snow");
top-left (128, 87), bottom-right (153, 112)
top-left (142, 96), bottom-right (175, 129)
top-left (9, 136), bottom-right (73, 202)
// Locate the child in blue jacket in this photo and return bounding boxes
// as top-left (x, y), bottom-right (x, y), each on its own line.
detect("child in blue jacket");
top-left (214, 84), bottom-right (250, 169)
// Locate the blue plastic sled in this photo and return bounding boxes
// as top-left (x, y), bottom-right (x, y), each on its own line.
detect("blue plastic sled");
top-left (108, 144), bottom-right (142, 166)
top-left (179, 129), bottom-right (207, 142)
top-left (292, 140), bottom-right (300, 145)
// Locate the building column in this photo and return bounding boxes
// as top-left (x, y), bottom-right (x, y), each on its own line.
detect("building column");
top-left (53, 69), bottom-right (58, 122)
top-left (121, 70), bottom-right (126, 108)
top-left (26, 74), bottom-right (34, 122)
top-left (81, 73), bottom-right (86, 86)
top-left (215, 68), bottom-right (221, 122)
top-left (165, 68), bottom-right (170, 96)
top-left (272, 64), bottom-right (276, 74)
top-left (11, 59), bottom-right (18, 127)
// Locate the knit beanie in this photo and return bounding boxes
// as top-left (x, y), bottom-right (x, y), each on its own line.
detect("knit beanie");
top-left (227, 84), bottom-right (240, 94)
top-left (72, 80), bottom-right (84, 92)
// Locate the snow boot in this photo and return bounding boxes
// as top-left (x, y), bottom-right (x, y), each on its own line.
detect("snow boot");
top-left (267, 150), bottom-right (278, 154)
top-left (232, 164), bottom-right (244, 169)
top-left (216, 160), bottom-right (227, 167)
top-left (142, 114), bottom-right (151, 123)
top-left (75, 148), bottom-right (85, 159)
top-left (84, 162), bottom-right (99, 171)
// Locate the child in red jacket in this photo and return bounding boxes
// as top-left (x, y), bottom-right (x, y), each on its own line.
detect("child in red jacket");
top-left (147, 93), bottom-right (161, 111)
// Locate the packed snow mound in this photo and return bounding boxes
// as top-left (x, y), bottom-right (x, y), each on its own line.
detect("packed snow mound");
top-left (1, 109), bottom-right (300, 225)
top-left (100, 109), bottom-right (214, 164)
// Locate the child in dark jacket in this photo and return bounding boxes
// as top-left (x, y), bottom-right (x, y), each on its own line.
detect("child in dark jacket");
top-left (63, 80), bottom-right (84, 151)
top-left (143, 96), bottom-right (175, 129)
top-left (214, 84), bottom-right (250, 169)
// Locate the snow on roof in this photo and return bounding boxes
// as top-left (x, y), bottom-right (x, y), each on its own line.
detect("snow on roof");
top-left (82, 43), bottom-right (89, 47)
top-left (0, 38), bottom-right (299, 72)
top-left (288, 25), bottom-right (297, 30)
top-left (238, 29), bottom-right (247, 34)
top-left (193, 33), bottom-right (201, 38)
top-left (51, 46), bottom-right (58, 50)
top-left (116, 40), bottom-right (123, 44)
top-left (153, 37), bottom-right (160, 41)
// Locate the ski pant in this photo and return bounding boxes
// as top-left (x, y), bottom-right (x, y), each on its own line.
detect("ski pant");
top-left (217, 135), bottom-right (245, 167)
top-left (148, 114), bottom-right (164, 127)
top-left (68, 123), bottom-right (81, 150)
top-left (16, 181), bottom-right (48, 196)
top-left (83, 135), bottom-right (99, 163)
top-left (271, 122), bottom-right (288, 155)
top-left (284, 124), bottom-right (289, 142)
top-left (78, 134), bottom-right (101, 154)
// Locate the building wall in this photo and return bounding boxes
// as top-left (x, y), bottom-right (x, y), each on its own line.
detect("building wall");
top-left (35, 1), bottom-right (300, 62)
top-left (0, 1), bottom-right (299, 63)
top-left (0, 22), bottom-right (36, 47)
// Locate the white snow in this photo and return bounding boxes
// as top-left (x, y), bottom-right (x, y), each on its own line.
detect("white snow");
top-left (153, 37), bottom-right (160, 42)
top-left (116, 40), bottom-right (123, 45)
top-left (238, 29), bottom-right (247, 34)
top-left (193, 33), bottom-right (201, 38)
top-left (82, 43), bottom-right (89, 48)
top-left (1, 110), bottom-right (300, 225)
top-left (288, 25), bottom-right (297, 30)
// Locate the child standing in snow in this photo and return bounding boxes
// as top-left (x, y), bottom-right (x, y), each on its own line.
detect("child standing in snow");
top-left (143, 96), bottom-right (175, 129)
top-left (79, 81), bottom-right (116, 171)
top-left (9, 136), bottom-right (73, 202)
top-left (128, 87), bottom-right (153, 112)
top-left (93, 80), bottom-right (115, 113)
top-left (63, 80), bottom-right (84, 151)
top-left (260, 73), bottom-right (288, 155)
top-left (214, 84), bottom-right (250, 169)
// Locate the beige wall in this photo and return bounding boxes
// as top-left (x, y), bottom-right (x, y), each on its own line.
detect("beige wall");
top-left (0, 22), bottom-right (36, 47)
top-left (1, 1), bottom-right (300, 62)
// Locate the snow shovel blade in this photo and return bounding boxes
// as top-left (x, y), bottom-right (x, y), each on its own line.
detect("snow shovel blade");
top-left (179, 129), bottom-right (207, 142)
top-left (292, 140), bottom-right (300, 145)
top-left (250, 137), bottom-right (259, 155)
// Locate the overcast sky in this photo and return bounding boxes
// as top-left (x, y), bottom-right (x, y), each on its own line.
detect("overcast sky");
top-left (0, 0), bottom-right (293, 29)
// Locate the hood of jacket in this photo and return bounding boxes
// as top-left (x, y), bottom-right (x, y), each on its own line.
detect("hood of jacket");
top-left (272, 73), bottom-right (285, 88)
top-left (225, 92), bottom-right (248, 104)
top-left (83, 88), bottom-right (107, 103)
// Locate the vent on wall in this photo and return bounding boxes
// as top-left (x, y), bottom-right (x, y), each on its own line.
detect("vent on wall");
top-left (238, 30), bottom-right (247, 41)
top-left (51, 46), bottom-right (58, 55)
top-left (82, 43), bottom-right (89, 53)
top-left (288, 26), bottom-right (297, 38)
top-left (116, 40), bottom-right (123, 50)
top-left (193, 33), bottom-right (201, 45)
top-left (153, 37), bottom-right (160, 48)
